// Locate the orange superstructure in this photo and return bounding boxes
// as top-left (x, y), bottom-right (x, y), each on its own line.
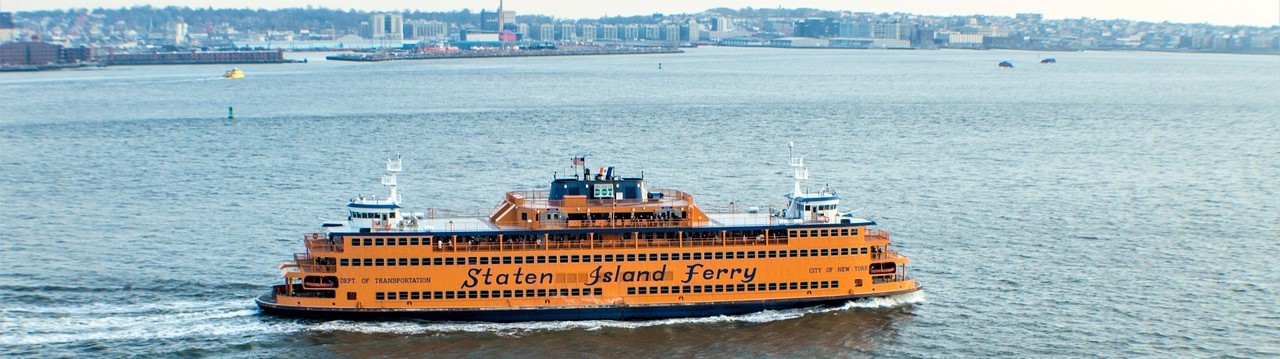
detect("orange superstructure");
top-left (257, 151), bottom-right (920, 321)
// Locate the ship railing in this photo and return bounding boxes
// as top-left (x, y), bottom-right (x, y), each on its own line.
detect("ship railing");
top-left (871, 249), bottom-right (900, 260)
top-left (303, 233), bottom-right (343, 253)
top-left (291, 253), bottom-right (337, 273)
top-left (866, 229), bottom-right (890, 242)
top-left (442, 234), bottom-right (791, 252)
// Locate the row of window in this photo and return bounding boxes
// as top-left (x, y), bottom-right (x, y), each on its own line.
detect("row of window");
top-left (626, 280), bottom-right (840, 295)
top-left (344, 228), bottom-right (861, 247)
top-left (350, 237), bottom-right (430, 246)
top-left (339, 247), bottom-right (871, 267)
top-left (370, 281), bottom-right (843, 301)
top-left (376, 287), bottom-right (605, 301)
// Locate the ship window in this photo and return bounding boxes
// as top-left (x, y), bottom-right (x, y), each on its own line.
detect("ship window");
top-left (714, 252), bottom-right (723, 260)
top-left (693, 286), bottom-right (703, 293)
top-left (841, 248), bottom-right (850, 255)
top-left (547, 256), bottom-right (558, 264)
top-left (409, 238), bottom-right (418, 245)
top-left (593, 255), bottom-right (602, 262)
top-left (350, 238), bottom-right (360, 246)
top-left (375, 238), bottom-right (384, 246)
top-left (478, 257), bottom-right (489, 265)
top-left (832, 280), bottom-right (840, 288)
top-left (798, 250), bottom-right (808, 258)
top-left (820, 230), bottom-right (828, 236)
top-left (442, 292), bottom-right (454, 299)
top-left (692, 253), bottom-right (702, 260)
top-left (526, 289), bottom-right (536, 297)
top-left (627, 288), bottom-right (636, 295)
top-left (513, 290), bottom-right (525, 298)
top-left (375, 292), bottom-right (385, 300)
top-left (809, 230), bottom-right (818, 237)
top-left (559, 255), bottom-right (569, 263)
top-left (537, 289), bottom-right (547, 297)
top-left (409, 292), bottom-right (420, 300)
top-left (569, 255), bottom-right (579, 263)
top-left (372, 258), bottom-right (383, 266)
top-left (398, 238), bottom-right (407, 246)
top-left (736, 251), bottom-right (745, 259)
top-left (747, 283), bottom-right (757, 291)
top-left (388, 292), bottom-right (398, 300)
top-left (861, 247), bottom-right (868, 254)
top-left (363, 239), bottom-right (372, 246)
top-left (821, 249), bottom-right (829, 256)
top-left (626, 254), bottom-right (636, 261)
top-left (714, 285), bottom-right (724, 292)
top-left (534, 256), bottom-right (544, 264)
top-left (660, 253), bottom-right (669, 261)
top-left (736, 284), bottom-right (745, 292)
top-left (340, 259), bottom-right (349, 266)
top-left (637, 287), bottom-right (647, 295)
top-left (468, 258), bottom-right (478, 265)
top-left (360, 258), bottom-right (370, 266)
top-left (797, 231), bottom-right (807, 238)
top-left (479, 291), bottom-right (489, 299)
top-left (594, 288), bottom-right (603, 295)
top-left (603, 254), bottom-right (613, 262)
top-left (767, 251), bottom-right (776, 258)
top-left (821, 281), bottom-right (831, 289)
top-left (765, 283), bottom-right (776, 290)
top-left (399, 258), bottom-right (409, 266)
top-left (510, 256), bottom-right (523, 264)
top-left (498, 257), bottom-right (508, 264)
top-left (681, 253), bottom-right (691, 260)
top-left (347, 292), bottom-right (357, 300)
top-left (800, 282), bottom-right (810, 290)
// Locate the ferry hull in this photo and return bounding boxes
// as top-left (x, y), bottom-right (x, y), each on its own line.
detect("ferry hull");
top-left (256, 285), bottom-right (921, 322)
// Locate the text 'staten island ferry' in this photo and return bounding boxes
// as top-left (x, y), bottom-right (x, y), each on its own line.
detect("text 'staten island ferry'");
top-left (256, 147), bottom-right (921, 321)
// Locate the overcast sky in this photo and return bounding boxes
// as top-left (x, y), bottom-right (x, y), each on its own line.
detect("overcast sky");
top-left (4, 0), bottom-right (1278, 27)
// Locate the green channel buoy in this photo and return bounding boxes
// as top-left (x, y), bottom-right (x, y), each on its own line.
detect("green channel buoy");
top-left (228, 106), bottom-right (235, 119)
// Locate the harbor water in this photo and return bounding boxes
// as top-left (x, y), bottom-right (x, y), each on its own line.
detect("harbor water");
top-left (1, 47), bottom-right (1277, 357)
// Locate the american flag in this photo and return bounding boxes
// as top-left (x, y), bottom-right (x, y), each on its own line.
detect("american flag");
top-left (571, 156), bottom-right (585, 166)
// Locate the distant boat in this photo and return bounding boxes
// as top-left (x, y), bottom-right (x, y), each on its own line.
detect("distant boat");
top-left (223, 67), bottom-right (245, 79)
top-left (998, 61), bottom-right (1014, 68)
top-left (1040, 58), bottom-right (1057, 64)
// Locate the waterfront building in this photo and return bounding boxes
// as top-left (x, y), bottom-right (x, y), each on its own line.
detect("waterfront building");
top-left (0, 13), bottom-right (14, 43)
top-left (559, 23), bottom-right (576, 41)
top-left (597, 24), bottom-right (618, 40)
top-left (579, 24), bottom-right (596, 41)
top-left (405, 20), bottom-right (448, 40)
top-left (371, 14), bottom-right (404, 40)
top-left (621, 25), bottom-right (639, 40)
top-left (0, 41), bottom-right (61, 65)
top-left (534, 24), bottom-right (555, 41)
top-left (172, 19), bottom-right (188, 47)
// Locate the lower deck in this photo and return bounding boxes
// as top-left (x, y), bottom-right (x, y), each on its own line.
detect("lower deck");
top-left (256, 284), bottom-right (921, 322)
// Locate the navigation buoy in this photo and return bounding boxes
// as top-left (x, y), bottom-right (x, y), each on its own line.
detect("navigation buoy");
top-left (658, 62), bottom-right (662, 69)
top-left (228, 106), bottom-right (235, 119)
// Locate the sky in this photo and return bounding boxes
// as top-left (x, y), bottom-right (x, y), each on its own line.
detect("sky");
top-left (3, 0), bottom-right (1278, 27)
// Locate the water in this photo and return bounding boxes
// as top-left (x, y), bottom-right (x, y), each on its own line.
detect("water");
top-left (1, 47), bottom-right (1277, 357)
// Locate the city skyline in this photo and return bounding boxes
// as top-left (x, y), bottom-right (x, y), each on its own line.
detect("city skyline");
top-left (4, 0), bottom-right (1278, 27)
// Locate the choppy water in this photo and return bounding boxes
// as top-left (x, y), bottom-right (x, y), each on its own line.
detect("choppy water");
top-left (1, 47), bottom-right (1277, 357)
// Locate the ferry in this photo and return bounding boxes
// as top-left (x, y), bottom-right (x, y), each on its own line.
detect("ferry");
top-left (256, 147), bottom-right (921, 321)
top-left (223, 67), bottom-right (245, 79)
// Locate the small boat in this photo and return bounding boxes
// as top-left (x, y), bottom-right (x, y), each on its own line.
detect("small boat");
top-left (1040, 58), bottom-right (1056, 64)
top-left (998, 61), bottom-right (1014, 68)
top-left (223, 68), bottom-right (245, 79)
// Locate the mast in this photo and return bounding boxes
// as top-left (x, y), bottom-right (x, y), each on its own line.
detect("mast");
top-left (789, 142), bottom-right (808, 198)
top-left (383, 155), bottom-right (402, 204)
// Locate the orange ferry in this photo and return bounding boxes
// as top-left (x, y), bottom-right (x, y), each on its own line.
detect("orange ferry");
top-left (256, 147), bottom-right (920, 321)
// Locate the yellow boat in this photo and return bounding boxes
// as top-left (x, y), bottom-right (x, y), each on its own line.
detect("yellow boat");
top-left (223, 67), bottom-right (244, 79)
top-left (256, 147), bottom-right (921, 321)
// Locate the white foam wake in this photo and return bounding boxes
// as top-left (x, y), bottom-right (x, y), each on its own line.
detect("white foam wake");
top-left (307, 291), bottom-right (926, 336)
